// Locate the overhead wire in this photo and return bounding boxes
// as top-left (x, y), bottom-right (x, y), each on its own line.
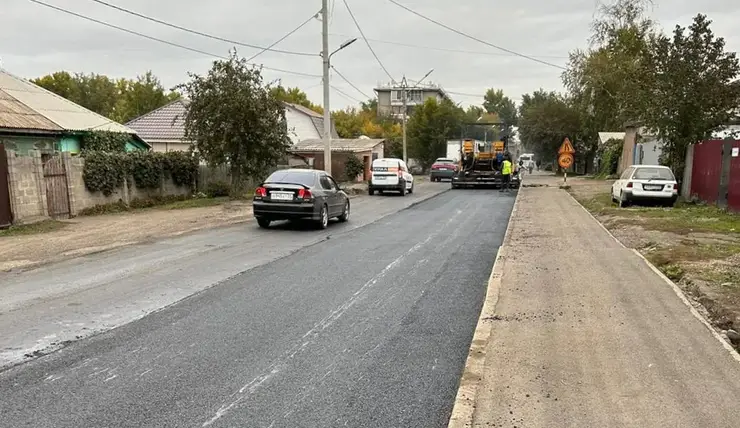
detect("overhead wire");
top-left (329, 33), bottom-right (568, 60)
top-left (245, 11), bottom-right (320, 62)
top-left (29, 0), bottom-right (321, 78)
top-left (331, 66), bottom-right (372, 100)
top-left (384, 0), bottom-right (567, 70)
top-left (341, 0), bottom-right (396, 83)
top-left (331, 85), bottom-right (363, 104)
top-left (86, 0), bottom-right (316, 57)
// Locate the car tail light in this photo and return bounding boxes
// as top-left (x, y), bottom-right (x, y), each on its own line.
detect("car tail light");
top-left (398, 171), bottom-right (403, 178)
top-left (673, 183), bottom-right (678, 189)
top-left (255, 186), bottom-right (267, 197)
top-left (297, 189), bottom-right (312, 199)
top-left (626, 182), bottom-right (633, 188)
top-left (431, 164), bottom-right (439, 170)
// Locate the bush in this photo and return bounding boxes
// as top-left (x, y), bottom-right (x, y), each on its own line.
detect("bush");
top-left (82, 151), bottom-right (199, 196)
top-left (206, 180), bottom-right (231, 197)
top-left (344, 155), bottom-right (365, 181)
top-left (596, 138), bottom-right (622, 177)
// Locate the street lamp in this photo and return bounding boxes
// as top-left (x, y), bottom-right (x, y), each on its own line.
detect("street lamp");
top-left (401, 68), bottom-right (434, 164)
top-left (321, 24), bottom-right (357, 176)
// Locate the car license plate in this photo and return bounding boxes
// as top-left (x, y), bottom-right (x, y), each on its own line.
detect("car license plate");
top-left (644, 185), bottom-right (663, 191)
top-left (375, 176), bottom-right (386, 180)
top-left (270, 191), bottom-right (294, 201)
top-left (439, 168), bottom-right (447, 170)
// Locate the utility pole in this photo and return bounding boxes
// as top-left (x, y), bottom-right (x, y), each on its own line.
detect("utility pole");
top-left (401, 76), bottom-right (408, 164)
top-left (321, 0), bottom-right (332, 175)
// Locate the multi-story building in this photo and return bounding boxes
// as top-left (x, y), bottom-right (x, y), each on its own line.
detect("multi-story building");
top-left (374, 82), bottom-right (451, 119)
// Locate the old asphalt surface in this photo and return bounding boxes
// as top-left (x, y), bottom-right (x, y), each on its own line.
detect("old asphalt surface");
top-left (0, 187), bottom-right (515, 427)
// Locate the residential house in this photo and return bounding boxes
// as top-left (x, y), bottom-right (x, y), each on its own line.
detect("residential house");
top-left (0, 69), bottom-right (147, 156)
top-left (290, 137), bottom-right (384, 181)
top-left (283, 103), bottom-right (339, 144)
top-left (125, 101), bottom-right (339, 150)
top-left (374, 82), bottom-right (451, 119)
top-left (125, 99), bottom-right (190, 152)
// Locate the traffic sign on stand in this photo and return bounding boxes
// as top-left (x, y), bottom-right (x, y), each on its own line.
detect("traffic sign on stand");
top-left (558, 137), bottom-right (575, 155)
top-left (558, 153), bottom-right (574, 169)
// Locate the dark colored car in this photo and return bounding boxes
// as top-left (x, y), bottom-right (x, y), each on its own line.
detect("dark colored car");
top-left (430, 158), bottom-right (458, 182)
top-left (252, 169), bottom-right (350, 229)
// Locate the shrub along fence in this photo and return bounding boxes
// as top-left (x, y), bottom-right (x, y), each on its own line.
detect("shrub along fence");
top-left (3, 149), bottom-right (198, 224)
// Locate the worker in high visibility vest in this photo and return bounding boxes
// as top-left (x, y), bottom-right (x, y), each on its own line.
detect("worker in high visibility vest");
top-left (500, 155), bottom-right (512, 192)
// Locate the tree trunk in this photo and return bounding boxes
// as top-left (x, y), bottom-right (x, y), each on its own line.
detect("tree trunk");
top-left (230, 163), bottom-right (242, 197)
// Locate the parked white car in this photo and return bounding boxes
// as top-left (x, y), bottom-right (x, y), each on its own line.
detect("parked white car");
top-left (611, 165), bottom-right (679, 207)
top-left (369, 158), bottom-right (414, 196)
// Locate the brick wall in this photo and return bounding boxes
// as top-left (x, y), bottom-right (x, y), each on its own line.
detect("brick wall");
top-left (4, 150), bottom-right (192, 224)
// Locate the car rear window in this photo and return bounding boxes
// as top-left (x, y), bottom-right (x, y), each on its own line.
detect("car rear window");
top-left (633, 168), bottom-right (675, 180)
top-left (435, 159), bottom-right (455, 164)
top-left (264, 170), bottom-right (317, 186)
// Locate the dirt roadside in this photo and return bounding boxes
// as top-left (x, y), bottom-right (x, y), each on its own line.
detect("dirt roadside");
top-left (0, 200), bottom-right (252, 272)
top-left (566, 177), bottom-right (740, 349)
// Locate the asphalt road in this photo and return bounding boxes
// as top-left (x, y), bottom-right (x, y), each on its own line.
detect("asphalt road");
top-left (0, 188), bottom-right (515, 428)
top-left (0, 183), bottom-right (446, 369)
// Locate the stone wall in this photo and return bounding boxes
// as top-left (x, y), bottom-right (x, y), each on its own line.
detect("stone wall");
top-left (5, 150), bottom-right (193, 224)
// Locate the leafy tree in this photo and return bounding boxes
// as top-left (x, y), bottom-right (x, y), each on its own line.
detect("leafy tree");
top-left (177, 50), bottom-right (291, 190)
top-left (32, 70), bottom-right (180, 123)
top-left (344, 155), bottom-right (365, 181)
top-left (407, 98), bottom-right (463, 170)
top-left (642, 14), bottom-right (740, 178)
top-left (483, 88), bottom-right (518, 139)
top-left (270, 86), bottom-right (323, 114)
top-left (517, 90), bottom-right (581, 162)
top-left (332, 99), bottom-right (403, 158)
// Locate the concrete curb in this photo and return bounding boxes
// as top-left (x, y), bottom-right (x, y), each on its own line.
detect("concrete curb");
top-left (447, 187), bottom-right (520, 428)
top-left (566, 191), bottom-right (740, 363)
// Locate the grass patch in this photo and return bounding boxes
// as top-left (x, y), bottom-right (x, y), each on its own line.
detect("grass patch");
top-left (0, 220), bottom-right (67, 237)
top-left (574, 191), bottom-right (740, 235)
top-left (78, 195), bottom-right (229, 216)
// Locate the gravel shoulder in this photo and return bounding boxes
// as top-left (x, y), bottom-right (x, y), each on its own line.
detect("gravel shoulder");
top-left (470, 183), bottom-right (740, 427)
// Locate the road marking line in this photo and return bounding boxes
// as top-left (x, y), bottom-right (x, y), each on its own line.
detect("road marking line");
top-left (566, 190), bottom-right (740, 363)
top-left (447, 190), bottom-right (520, 428)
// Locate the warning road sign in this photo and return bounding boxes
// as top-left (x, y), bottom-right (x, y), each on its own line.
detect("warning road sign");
top-left (558, 138), bottom-right (575, 155)
top-left (558, 153), bottom-right (573, 169)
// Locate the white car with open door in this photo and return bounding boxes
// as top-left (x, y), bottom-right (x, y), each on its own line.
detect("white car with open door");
top-left (611, 165), bottom-right (679, 207)
top-left (369, 158), bottom-right (414, 196)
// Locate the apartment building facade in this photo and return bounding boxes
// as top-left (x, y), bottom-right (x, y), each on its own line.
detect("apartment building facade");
top-left (374, 82), bottom-right (451, 119)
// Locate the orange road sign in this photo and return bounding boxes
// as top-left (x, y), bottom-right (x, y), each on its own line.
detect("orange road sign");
top-left (558, 153), bottom-right (574, 169)
top-left (558, 137), bottom-right (575, 155)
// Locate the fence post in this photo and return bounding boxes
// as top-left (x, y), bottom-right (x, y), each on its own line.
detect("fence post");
top-left (30, 150), bottom-right (48, 217)
top-left (61, 151), bottom-right (77, 217)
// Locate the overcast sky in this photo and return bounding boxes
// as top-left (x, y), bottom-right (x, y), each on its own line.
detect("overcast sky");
top-left (2, 0), bottom-right (738, 111)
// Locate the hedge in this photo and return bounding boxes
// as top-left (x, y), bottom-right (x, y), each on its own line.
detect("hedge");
top-left (82, 151), bottom-right (198, 196)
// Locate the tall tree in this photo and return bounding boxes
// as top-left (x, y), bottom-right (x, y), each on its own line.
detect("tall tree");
top-left (177, 50), bottom-right (291, 190)
top-left (114, 71), bottom-right (180, 123)
top-left (269, 86), bottom-right (323, 114)
top-left (407, 98), bottom-right (463, 170)
top-left (643, 14), bottom-right (740, 177)
top-left (518, 90), bottom-right (582, 162)
top-left (483, 88), bottom-right (518, 139)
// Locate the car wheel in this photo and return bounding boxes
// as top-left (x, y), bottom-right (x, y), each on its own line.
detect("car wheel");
top-left (618, 192), bottom-right (629, 208)
top-left (317, 204), bottom-right (329, 229)
top-left (408, 183), bottom-right (414, 194)
top-left (368, 187), bottom-right (374, 196)
top-left (338, 200), bottom-right (350, 222)
top-left (257, 218), bottom-right (271, 229)
top-left (400, 180), bottom-right (406, 196)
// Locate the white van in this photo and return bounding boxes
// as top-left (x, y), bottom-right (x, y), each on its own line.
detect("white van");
top-left (369, 158), bottom-right (414, 196)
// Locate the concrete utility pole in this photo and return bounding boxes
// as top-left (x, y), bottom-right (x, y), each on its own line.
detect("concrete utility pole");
top-left (321, 0), bottom-right (332, 175)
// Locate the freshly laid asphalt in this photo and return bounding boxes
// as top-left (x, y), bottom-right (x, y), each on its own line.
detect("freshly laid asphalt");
top-left (0, 188), bottom-right (515, 428)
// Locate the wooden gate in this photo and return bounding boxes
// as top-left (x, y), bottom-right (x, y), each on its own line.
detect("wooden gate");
top-left (0, 144), bottom-right (12, 227)
top-left (43, 155), bottom-right (70, 219)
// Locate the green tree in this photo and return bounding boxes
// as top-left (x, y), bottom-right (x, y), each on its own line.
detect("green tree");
top-left (643, 14), bottom-right (740, 177)
top-left (483, 88), bottom-right (518, 139)
top-left (407, 98), bottom-right (463, 170)
top-left (270, 86), bottom-right (323, 114)
top-left (114, 71), bottom-right (180, 123)
top-left (32, 71), bottom-right (77, 100)
top-left (177, 50), bottom-right (292, 190)
top-left (517, 90), bottom-right (581, 162)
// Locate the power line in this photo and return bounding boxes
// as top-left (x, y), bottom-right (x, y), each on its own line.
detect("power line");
top-left (331, 66), bottom-right (372, 100)
top-left (30, 0), bottom-right (320, 78)
top-left (86, 0), bottom-right (316, 57)
top-left (246, 11), bottom-right (320, 62)
top-left (331, 85), bottom-right (363, 104)
top-left (329, 33), bottom-right (568, 60)
top-left (341, 0), bottom-right (396, 83)
top-left (385, 0), bottom-right (567, 70)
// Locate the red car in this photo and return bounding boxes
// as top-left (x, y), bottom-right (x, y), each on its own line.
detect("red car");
top-left (430, 158), bottom-right (458, 182)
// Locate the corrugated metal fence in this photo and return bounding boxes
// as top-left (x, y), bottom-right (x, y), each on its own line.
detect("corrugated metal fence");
top-left (690, 139), bottom-right (740, 210)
